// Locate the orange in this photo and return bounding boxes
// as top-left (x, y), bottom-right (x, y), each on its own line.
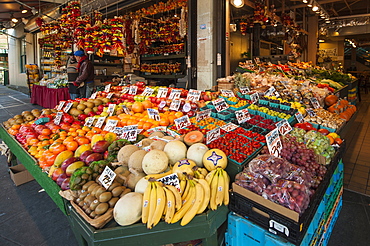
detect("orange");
top-left (137, 121), bottom-right (144, 129)
top-left (66, 140), bottom-right (79, 151)
top-left (159, 118), bottom-right (170, 126)
top-left (174, 111), bottom-right (184, 118)
top-left (76, 136), bottom-right (90, 145)
top-left (143, 122), bottom-right (153, 130)
top-left (168, 115), bottom-right (176, 124)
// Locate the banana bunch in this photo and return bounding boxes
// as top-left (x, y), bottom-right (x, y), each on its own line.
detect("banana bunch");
top-left (192, 166), bottom-right (209, 179)
top-left (205, 167), bottom-right (230, 210)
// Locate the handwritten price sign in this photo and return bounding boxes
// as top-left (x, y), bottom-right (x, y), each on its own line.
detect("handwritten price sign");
top-left (54, 112), bottom-right (63, 125)
top-left (106, 93), bottom-right (114, 99)
top-left (235, 108), bottom-right (251, 124)
top-left (168, 89), bottom-right (182, 100)
top-left (221, 122), bottom-right (239, 132)
top-left (104, 84), bottom-right (111, 93)
top-left (275, 119), bottom-right (292, 136)
top-left (113, 127), bottom-right (124, 135)
top-left (63, 102), bottom-right (73, 113)
top-left (121, 87), bottom-right (129, 94)
top-left (196, 109), bottom-right (211, 121)
top-left (213, 98), bottom-right (229, 112)
top-left (57, 101), bottom-right (65, 111)
top-left (206, 127), bottom-right (221, 144)
top-left (158, 173), bottom-right (181, 191)
top-left (98, 166), bottom-right (116, 190)
top-left (264, 86), bottom-right (276, 97)
top-left (265, 128), bottom-right (282, 158)
top-left (147, 108), bottom-right (161, 121)
top-left (295, 112), bottom-right (304, 123)
top-left (169, 99), bottom-right (181, 111)
top-left (129, 86), bottom-right (138, 95)
top-left (90, 92), bottom-right (97, 99)
top-left (220, 89), bottom-right (235, 98)
top-left (250, 92), bottom-right (259, 104)
top-left (103, 119), bottom-right (118, 132)
top-left (84, 117), bottom-right (95, 127)
top-left (107, 104), bottom-right (116, 116)
top-left (174, 115), bottom-right (191, 130)
top-left (141, 87), bottom-right (154, 97)
top-left (186, 89), bottom-right (201, 102)
top-left (306, 108), bottom-right (316, 117)
top-left (95, 116), bottom-right (106, 128)
top-left (310, 97), bottom-right (321, 109)
top-left (239, 87), bottom-right (250, 95)
top-left (157, 87), bottom-right (168, 98)
top-left (121, 125), bottom-right (138, 141)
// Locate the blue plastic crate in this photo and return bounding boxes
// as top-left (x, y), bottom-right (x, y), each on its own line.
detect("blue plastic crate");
top-left (269, 102), bottom-right (280, 108)
top-left (319, 198), bottom-right (342, 246)
top-left (309, 121), bottom-right (319, 130)
top-left (217, 113), bottom-right (233, 120)
top-left (227, 99), bottom-right (237, 105)
top-left (259, 99), bottom-right (269, 106)
top-left (207, 103), bottom-right (215, 109)
top-left (280, 104), bottom-right (291, 111)
top-left (244, 94), bottom-right (251, 100)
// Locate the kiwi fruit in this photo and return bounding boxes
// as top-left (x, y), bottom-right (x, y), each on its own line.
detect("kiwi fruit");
top-left (98, 192), bottom-right (112, 203)
top-left (82, 181), bottom-right (96, 191)
top-left (111, 186), bottom-right (124, 197)
top-left (108, 182), bottom-right (121, 191)
top-left (84, 194), bottom-right (96, 206)
top-left (89, 200), bottom-right (100, 211)
top-left (95, 203), bottom-right (109, 215)
top-left (87, 183), bottom-right (99, 193)
top-left (95, 187), bottom-right (106, 198)
top-left (108, 197), bottom-right (119, 208)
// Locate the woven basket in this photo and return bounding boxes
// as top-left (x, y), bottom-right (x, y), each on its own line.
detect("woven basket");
top-left (217, 82), bottom-right (235, 91)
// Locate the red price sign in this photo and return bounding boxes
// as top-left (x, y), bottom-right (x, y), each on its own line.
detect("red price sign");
top-left (206, 127), bottom-right (221, 144)
top-left (104, 84), bottom-right (111, 93)
top-left (250, 93), bottom-right (259, 104)
top-left (121, 125), bottom-right (138, 141)
top-left (169, 99), bottom-right (181, 111)
top-left (63, 102), bottom-right (73, 113)
top-left (174, 115), bottom-right (191, 130)
top-left (235, 108), bottom-right (251, 124)
top-left (310, 97), bottom-right (321, 109)
top-left (54, 112), bottom-right (63, 125)
top-left (95, 116), bottom-right (106, 128)
top-left (239, 87), bottom-right (250, 95)
top-left (147, 108), bottom-right (160, 121)
top-left (186, 89), bottom-right (201, 102)
top-left (57, 101), bottom-right (65, 111)
top-left (103, 119), bottom-right (118, 132)
top-left (129, 86), bottom-right (138, 95)
top-left (295, 112), bottom-right (304, 123)
top-left (157, 88), bottom-right (168, 98)
top-left (141, 87), bottom-right (154, 97)
top-left (84, 117), bottom-right (94, 127)
top-left (220, 89), bottom-right (235, 98)
top-left (221, 122), bottom-right (239, 132)
top-left (196, 109), bottom-right (211, 122)
top-left (168, 89), bottom-right (182, 100)
top-left (265, 128), bottom-right (282, 158)
top-left (213, 98), bottom-right (229, 112)
top-left (275, 119), bottom-right (292, 136)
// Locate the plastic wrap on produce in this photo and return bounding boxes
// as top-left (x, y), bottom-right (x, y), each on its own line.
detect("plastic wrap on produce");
top-left (248, 154), bottom-right (291, 183)
top-left (235, 171), bottom-right (270, 195)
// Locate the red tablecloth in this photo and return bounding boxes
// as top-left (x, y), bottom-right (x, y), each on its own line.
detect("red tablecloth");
top-left (31, 85), bottom-right (70, 109)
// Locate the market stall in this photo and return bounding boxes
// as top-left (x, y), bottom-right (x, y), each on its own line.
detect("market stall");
top-left (31, 84), bottom-right (71, 109)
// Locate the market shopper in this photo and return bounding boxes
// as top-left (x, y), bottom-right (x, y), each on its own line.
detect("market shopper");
top-left (67, 54), bottom-right (80, 100)
top-left (73, 50), bottom-right (95, 98)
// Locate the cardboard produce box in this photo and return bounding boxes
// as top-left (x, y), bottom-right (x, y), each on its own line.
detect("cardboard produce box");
top-left (9, 164), bottom-right (34, 186)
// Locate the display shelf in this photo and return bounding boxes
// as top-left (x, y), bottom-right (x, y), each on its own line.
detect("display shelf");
top-left (141, 74), bottom-right (186, 79)
top-left (141, 53), bottom-right (185, 61)
top-left (67, 203), bottom-right (228, 246)
top-left (0, 125), bottom-right (67, 215)
top-left (93, 62), bottom-right (123, 67)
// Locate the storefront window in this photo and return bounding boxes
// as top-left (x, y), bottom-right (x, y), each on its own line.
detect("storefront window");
top-left (20, 39), bottom-right (26, 73)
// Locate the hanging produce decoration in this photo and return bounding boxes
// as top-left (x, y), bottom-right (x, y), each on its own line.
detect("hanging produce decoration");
top-left (110, 16), bottom-right (125, 55)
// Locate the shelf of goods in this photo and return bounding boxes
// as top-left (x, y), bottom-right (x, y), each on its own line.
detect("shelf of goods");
top-left (0, 76), bottom-right (352, 245)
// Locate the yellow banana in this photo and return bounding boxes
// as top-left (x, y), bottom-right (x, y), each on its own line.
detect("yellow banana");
top-left (222, 169), bottom-right (230, 206)
top-left (170, 181), bottom-right (196, 224)
top-left (166, 185), bottom-right (182, 211)
top-left (163, 186), bottom-right (176, 224)
top-left (194, 170), bottom-right (205, 179)
top-left (194, 178), bottom-right (210, 214)
top-left (147, 181), bottom-right (157, 229)
top-left (209, 169), bottom-right (219, 210)
top-left (141, 181), bottom-right (152, 224)
top-left (205, 169), bottom-right (217, 185)
top-left (145, 169), bottom-right (173, 180)
top-left (179, 177), bottom-right (186, 195)
top-left (181, 179), bottom-right (191, 200)
top-left (149, 182), bottom-right (166, 229)
top-left (216, 168), bottom-right (225, 206)
top-left (198, 167), bottom-right (209, 177)
top-left (181, 182), bottom-right (204, 226)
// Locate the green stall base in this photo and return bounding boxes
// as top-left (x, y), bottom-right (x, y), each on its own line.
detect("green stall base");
top-left (67, 203), bottom-right (228, 246)
top-left (0, 125), bottom-right (68, 215)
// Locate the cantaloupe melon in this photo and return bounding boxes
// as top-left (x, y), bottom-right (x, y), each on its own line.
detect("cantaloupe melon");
top-left (186, 143), bottom-right (209, 167)
top-left (113, 192), bottom-right (143, 226)
top-left (117, 145), bottom-right (140, 166)
top-left (128, 150), bottom-right (147, 173)
top-left (202, 149), bottom-right (227, 171)
top-left (163, 140), bottom-right (187, 165)
top-left (142, 149), bottom-right (169, 174)
top-left (183, 131), bottom-right (204, 146)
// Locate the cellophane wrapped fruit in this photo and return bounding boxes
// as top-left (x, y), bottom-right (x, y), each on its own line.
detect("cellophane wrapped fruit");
top-left (235, 170), bottom-right (270, 195)
top-left (248, 154), bottom-right (291, 183)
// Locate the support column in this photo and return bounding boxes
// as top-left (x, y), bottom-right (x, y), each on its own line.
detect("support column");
top-left (307, 15), bottom-right (318, 65)
top-left (252, 23), bottom-right (261, 57)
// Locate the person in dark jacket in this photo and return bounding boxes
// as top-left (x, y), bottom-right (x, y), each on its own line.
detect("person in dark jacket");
top-left (67, 54), bottom-right (80, 99)
top-left (73, 50), bottom-right (95, 98)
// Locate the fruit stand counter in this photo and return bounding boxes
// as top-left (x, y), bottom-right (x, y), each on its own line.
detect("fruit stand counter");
top-left (31, 84), bottom-right (70, 109)
top-left (0, 125), bottom-right (68, 215)
top-left (67, 203), bottom-right (228, 246)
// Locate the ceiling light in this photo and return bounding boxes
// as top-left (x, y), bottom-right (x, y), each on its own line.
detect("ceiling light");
top-left (231, 0), bottom-right (244, 8)
top-left (22, 9), bottom-right (28, 14)
top-left (312, 5), bottom-right (319, 12)
top-left (303, 0), bottom-right (308, 3)
top-left (319, 39), bottom-right (325, 43)
top-left (10, 13), bottom-right (18, 23)
top-left (307, 0), bottom-right (314, 7)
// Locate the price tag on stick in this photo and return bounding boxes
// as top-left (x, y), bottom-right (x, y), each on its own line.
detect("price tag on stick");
top-left (168, 89), bottom-right (182, 100)
top-left (306, 108), bottom-right (316, 117)
top-left (99, 166), bottom-right (116, 190)
top-left (103, 119), bottom-right (118, 132)
top-left (157, 173), bottom-right (181, 191)
top-left (84, 117), bottom-right (94, 127)
top-left (57, 101), bottom-right (65, 111)
top-left (235, 108), bottom-right (251, 124)
top-left (186, 89), bottom-right (201, 102)
top-left (169, 99), bottom-right (181, 111)
top-left (295, 112), bottom-right (304, 123)
top-left (174, 115), bottom-right (191, 130)
top-left (121, 87), bottom-right (129, 94)
top-left (196, 109), bottom-right (211, 121)
top-left (129, 86), bottom-right (138, 95)
top-left (275, 119), bottom-right (292, 136)
top-left (63, 102), bottom-right (73, 113)
top-left (310, 97), bottom-right (321, 109)
top-left (221, 122), bottom-right (239, 132)
top-left (95, 116), bottom-right (106, 128)
top-left (147, 108), bottom-right (161, 121)
top-left (121, 125), bottom-right (138, 141)
top-left (239, 87), bottom-right (250, 95)
top-left (104, 84), bottom-right (111, 93)
top-left (141, 87), bottom-right (154, 97)
top-left (90, 92), bottom-right (97, 99)
top-left (213, 98), bottom-right (229, 112)
top-left (265, 128), bottom-right (282, 158)
top-left (54, 112), bottom-right (63, 125)
top-left (106, 93), bottom-right (114, 99)
top-left (107, 104), bottom-right (116, 116)
top-left (220, 89), bottom-right (235, 98)
top-left (157, 88), bottom-right (168, 98)
top-left (206, 127), bottom-right (221, 144)
top-left (250, 92), bottom-right (259, 104)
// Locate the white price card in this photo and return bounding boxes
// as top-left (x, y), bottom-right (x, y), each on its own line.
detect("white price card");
top-left (220, 89), bottom-right (235, 98)
top-left (221, 122), bottom-right (239, 132)
top-left (213, 98), bottom-right (229, 112)
top-left (275, 119), bottom-right (292, 136)
top-left (121, 87), bottom-right (129, 94)
top-left (113, 127), bottom-right (124, 135)
top-left (306, 108), bottom-right (316, 117)
top-left (107, 104), bottom-right (116, 116)
top-left (310, 97), bottom-right (321, 109)
top-left (54, 112), bottom-right (63, 125)
top-left (122, 105), bottom-right (131, 115)
top-left (129, 86), bottom-right (138, 95)
top-left (206, 127), bottom-right (221, 144)
top-left (265, 128), bottom-right (282, 158)
top-left (99, 166), bottom-right (117, 190)
top-left (90, 92), bottom-right (97, 99)
top-left (168, 89), bottom-right (182, 100)
top-left (235, 108), bottom-right (252, 124)
top-left (250, 92), bottom-right (259, 104)
top-left (157, 173), bottom-right (181, 191)
top-left (264, 86), bottom-right (276, 97)
top-left (121, 125), bottom-right (138, 141)
top-left (63, 102), bottom-right (73, 113)
top-left (57, 101), bottom-right (65, 111)
top-left (186, 89), bottom-right (201, 102)
top-left (196, 109), bottom-right (211, 122)
top-left (158, 100), bottom-right (167, 108)
top-left (295, 112), bottom-right (304, 123)
top-left (174, 115), bottom-right (191, 130)
top-left (157, 87), bottom-right (168, 98)
top-left (169, 99), bottom-right (181, 111)
top-left (95, 116), bottom-right (107, 128)
top-left (104, 84), bottom-right (111, 93)
top-left (182, 102), bottom-right (191, 113)
top-left (103, 119), bottom-right (118, 132)
top-left (141, 87), bottom-right (154, 97)
top-left (106, 92), bottom-right (114, 99)
top-left (84, 117), bottom-right (95, 127)
top-left (239, 87), bottom-right (250, 95)
top-left (147, 108), bottom-right (161, 121)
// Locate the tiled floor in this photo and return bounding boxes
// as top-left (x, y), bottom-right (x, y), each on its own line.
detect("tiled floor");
top-left (341, 89), bottom-right (370, 195)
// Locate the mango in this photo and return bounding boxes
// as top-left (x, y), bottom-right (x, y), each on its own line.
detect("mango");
top-left (66, 161), bottom-right (85, 176)
top-left (91, 134), bottom-right (105, 147)
top-left (53, 150), bottom-right (74, 168)
top-left (74, 144), bottom-right (92, 157)
top-left (104, 132), bottom-right (117, 144)
top-left (92, 140), bottom-right (110, 153)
